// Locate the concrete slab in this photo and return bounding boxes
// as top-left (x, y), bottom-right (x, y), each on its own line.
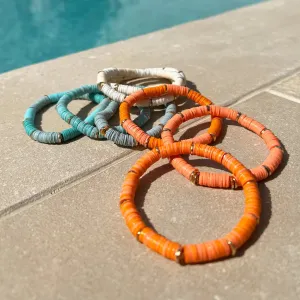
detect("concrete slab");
top-left (270, 72), bottom-right (300, 101)
top-left (0, 92), bottom-right (299, 300)
top-left (1, 0), bottom-right (300, 214)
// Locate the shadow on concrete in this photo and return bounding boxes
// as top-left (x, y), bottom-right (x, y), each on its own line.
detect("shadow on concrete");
top-left (135, 158), bottom-right (230, 232)
top-left (35, 101), bottom-right (96, 130)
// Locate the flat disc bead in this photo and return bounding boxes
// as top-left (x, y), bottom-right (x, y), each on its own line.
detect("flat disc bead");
top-left (119, 142), bottom-right (261, 264)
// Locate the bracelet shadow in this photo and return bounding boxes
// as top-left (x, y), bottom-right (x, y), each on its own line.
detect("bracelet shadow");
top-left (135, 158), bottom-right (233, 233)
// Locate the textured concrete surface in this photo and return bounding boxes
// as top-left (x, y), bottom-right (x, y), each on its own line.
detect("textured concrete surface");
top-left (1, 0), bottom-right (300, 214)
top-left (1, 0), bottom-right (300, 299)
top-left (270, 72), bottom-right (300, 102)
top-left (0, 92), bottom-right (299, 300)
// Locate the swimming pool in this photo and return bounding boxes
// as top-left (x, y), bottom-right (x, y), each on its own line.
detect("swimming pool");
top-left (0, 0), bottom-right (263, 74)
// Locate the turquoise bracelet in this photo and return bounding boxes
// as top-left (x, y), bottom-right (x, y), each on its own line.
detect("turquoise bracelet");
top-left (23, 90), bottom-right (107, 144)
top-left (56, 85), bottom-right (151, 141)
top-left (94, 101), bottom-right (177, 147)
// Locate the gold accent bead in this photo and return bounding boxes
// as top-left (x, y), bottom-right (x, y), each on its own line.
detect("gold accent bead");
top-left (119, 199), bottom-right (131, 206)
top-left (162, 128), bottom-right (172, 132)
top-left (236, 112), bottom-right (242, 122)
top-left (272, 145), bottom-right (284, 154)
top-left (97, 82), bottom-right (105, 90)
top-left (190, 142), bottom-right (195, 154)
top-left (155, 147), bottom-right (160, 154)
top-left (57, 133), bottom-right (63, 144)
top-left (227, 240), bottom-right (237, 256)
top-left (144, 136), bottom-right (151, 148)
top-left (244, 179), bottom-right (257, 186)
top-left (262, 164), bottom-right (272, 176)
top-left (189, 170), bottom-right (200, 185)
top-left (260, 128), bottom-right (268, 137)
top-left (230, 176), bottom-right (238, 189)
top-left (209, 133), bottom-right (217, 142)
top-left (247, 213), bottom-right (260, 225)
top-left (120, 119), bottom-right (128, 127)
top-left (177, 112), bottom-right (185, 119)
top-left (127, 170), bottom-right (137, 175)
top-left (175, 246), bottom-right (184, 264)
top-left (136, 229), bottom-right (145, 243)
top-left (100, 126), bottom-right (110, 136)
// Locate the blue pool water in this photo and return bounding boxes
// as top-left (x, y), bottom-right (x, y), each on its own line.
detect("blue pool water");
top-left (0, 0), bottom-right (262, 74)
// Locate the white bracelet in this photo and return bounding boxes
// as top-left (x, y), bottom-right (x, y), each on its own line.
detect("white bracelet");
top-left (97, 67), bottom-right (186, 107)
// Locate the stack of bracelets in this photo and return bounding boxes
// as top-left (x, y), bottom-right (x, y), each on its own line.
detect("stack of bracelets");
top-left (23, 67), bottom-right (284, 265)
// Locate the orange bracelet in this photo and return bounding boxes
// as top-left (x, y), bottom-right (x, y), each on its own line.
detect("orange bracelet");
top-left (120, 141), bottom-right (261, 264)
top-left (162, 105), bottom-right (284, 188)
top-left (119, 84), bottom-right (222, 148)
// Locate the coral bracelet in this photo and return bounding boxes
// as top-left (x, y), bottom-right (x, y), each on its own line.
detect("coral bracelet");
top-left (162, 105), bottom-right (283, 188)
top-left (119, 85), bottom-right (223, 148)
top-left (120, 141), bottom-right (261, 264)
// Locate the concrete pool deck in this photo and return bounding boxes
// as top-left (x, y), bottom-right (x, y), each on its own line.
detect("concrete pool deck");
top-left (0, 0), bottom-right (299, 299)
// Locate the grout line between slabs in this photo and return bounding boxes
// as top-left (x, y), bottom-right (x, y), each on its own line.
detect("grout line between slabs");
top-left (267, 89), bottom-right (300, 104)
top-left (1, 66), bottom-right (300, 220)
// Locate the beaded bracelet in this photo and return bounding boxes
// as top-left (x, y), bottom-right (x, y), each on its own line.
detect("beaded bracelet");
top-left (97, 67), bottom-right (186, 107)
top-left (56, 85), bottom-right (151, 140)
top-left (119, 84), bottom-right (223, 149)
top-left (161, 105), bottom-right (283, 188)
top-left (120, 141), bottom-right (261, 264)
top-left (95, 101), bottom-right (176, 147)
top-left (23, 90), bottom-right (107, 144)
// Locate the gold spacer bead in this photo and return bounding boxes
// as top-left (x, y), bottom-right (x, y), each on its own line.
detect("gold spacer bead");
top-left (175, 246), bottom-right (184, 264)
top-left (244, 179), bottom-right (257, 186)
top-left (100, 126), bottom-right (110, 136)
top-left (57, 133), bottom-right (63, 144)
top-left (209, 133), bottom-right (217, 142)
top-left (119, 199), bottom-right (131, 206)
top-left (154, 147), bottom-right (160, 154)
top-left (262, 164), bottom-right (272, 176)
top-left (162, 128), bottom-right (172, 132)
top-left (120, 119), bottom-right (128, 127)
top-left (236, 112), bottom-right (242, 122)
top-left (227, 240), bottom-right (237, 256)
top-left (190, 142), bottom-right (195, 155)
top-left (189, 170), bottom-right (200, 185)
top-left (272, 145), bottom-right (284, 154)
top-left (136, 229), bottom-right (145, 243)
top-left (177, 112), bottom-right (185, 119)
top-left (97, 82), bottom-right (105, 90)
top-left (230, 176), bottom-right (238, 189)
top-left (260, 128), bottom-right (268, 137)
top-left (144, 136), bottom-right (151, 148)
top-left (127, 170), bottom-right (137, 175)
top-left (247, 213), bottom-right (260, 225)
